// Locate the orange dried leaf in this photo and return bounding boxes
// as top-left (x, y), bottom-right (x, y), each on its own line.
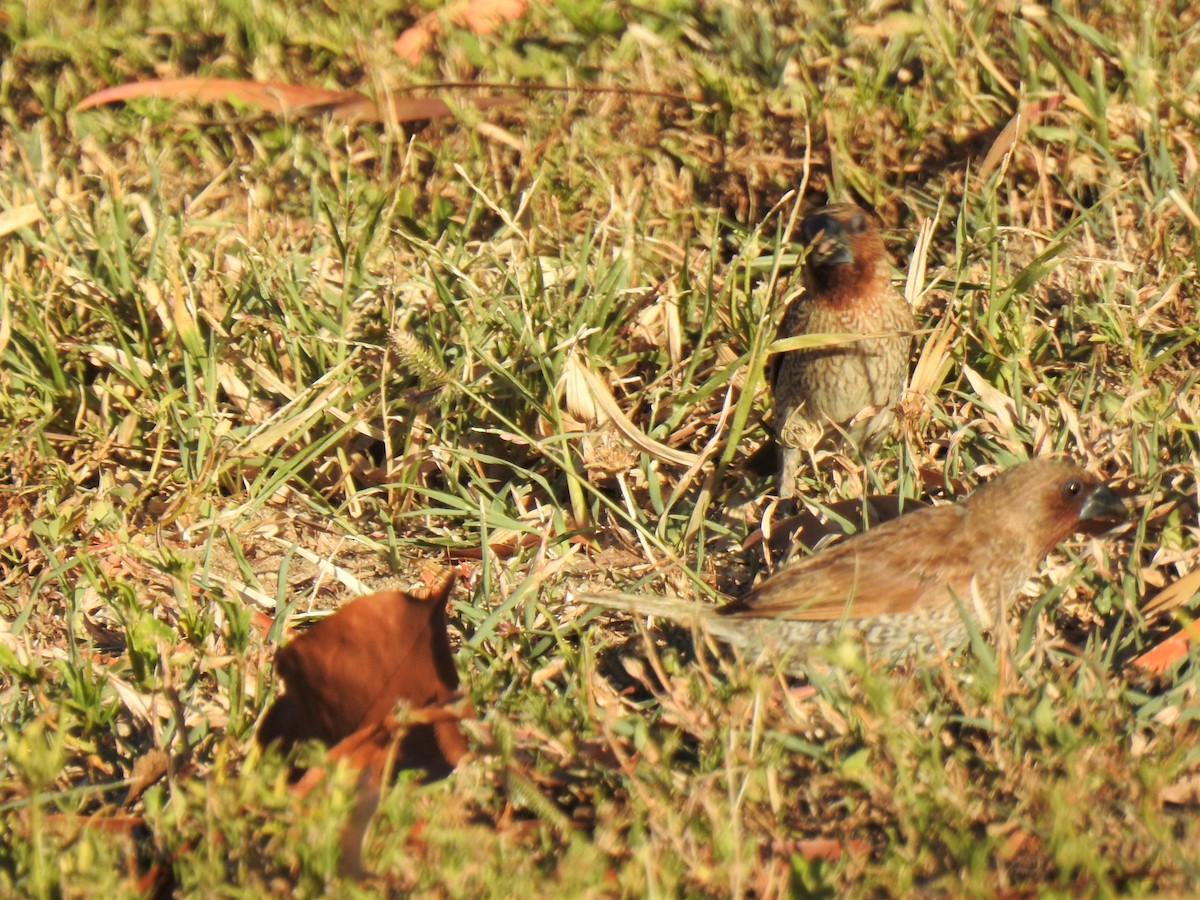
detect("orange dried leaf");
top-left (395, 0), bottom-right (530, 64)
top-left (456, 0), bottom-right (529, 33)
top-left (44, 812), bottom-right (146, 836)
top-left (394, 27), bottom-right (436, 65)
top-left (1132, 621), bottom-right (1200, 675)
top-left (258, 571), bottom-right (470, 780)
top-left (76, 78), bottom-right (371, 117)
top-left (74, 78), bottom-right (506, 125)
top-left (795, 837), bottom-right (871, 861)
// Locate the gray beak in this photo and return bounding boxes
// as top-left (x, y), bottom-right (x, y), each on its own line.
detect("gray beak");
top-left (1080, 484), bottom-right (1126, 524)
top-left (802, 215), bottom-right (853, 266)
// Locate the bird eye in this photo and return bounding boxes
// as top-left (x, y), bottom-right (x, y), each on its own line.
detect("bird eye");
top-left (1063, 479), bottom-right (1083, 498)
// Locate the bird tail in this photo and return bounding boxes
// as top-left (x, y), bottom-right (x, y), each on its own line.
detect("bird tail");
top-left (575, 591), bottom-right (716, 628)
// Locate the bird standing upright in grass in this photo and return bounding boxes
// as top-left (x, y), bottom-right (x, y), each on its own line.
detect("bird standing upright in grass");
top-left (583, 459), bottom-right (1126, 672)
top-left (772, 204), bottom-right (916, 498)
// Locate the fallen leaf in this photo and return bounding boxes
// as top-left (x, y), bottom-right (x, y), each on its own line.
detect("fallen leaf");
top-left (794, 837), bottom-right (871, 861)
top-left (1161, 773), bottom-right (1200, 807)
top-left (77, 78), bottom-right (371, 117)
top-left (1140, 567), bottom-right (1200, 618)
top-left (0, 202), bottom-right (45, 237)
top-left (454, 0), bottom-right (529, 33)
top-left (1131, 621), bottom-right (1200, 675)
top-left (395, 0), bottom-right (530, 65)
top-left (978, 94), bottom-right (1064, 180)
top-left (257, 570), bottom-right (470, 781)
top-left (75, 78), bottom-right (517, 125)
top-left (1131, 571), bottom-right (1200, 674)
top-left (124, 747), bottom-right (170, 806)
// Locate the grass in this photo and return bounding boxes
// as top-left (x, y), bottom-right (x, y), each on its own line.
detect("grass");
top-left (2, 0), bottom-right (1200, 895)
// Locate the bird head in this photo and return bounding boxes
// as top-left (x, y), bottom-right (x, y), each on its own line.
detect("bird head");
top-left (968, 458), bottom-right (1128, 558)
top-left (800, 204), bottom-right (872, 268)
top-left (1068, 475), bottom-right (1128, 534)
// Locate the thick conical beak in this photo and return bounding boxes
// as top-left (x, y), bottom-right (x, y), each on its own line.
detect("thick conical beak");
top-left (1080, 484), bottom-right (1126, 525)
top-left (803, 214), bottom-right (854, 266)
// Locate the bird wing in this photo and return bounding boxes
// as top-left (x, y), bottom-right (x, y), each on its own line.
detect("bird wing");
top-left (722, 503), bottom-right (972, 622)
top-left (766, 344), bottom-right (782, 395)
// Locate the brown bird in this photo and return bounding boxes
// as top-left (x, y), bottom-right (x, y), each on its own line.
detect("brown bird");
top-left (772, 203), bottom-right (916, 498)
top-left (583, 459), bottom-right (1126, 672)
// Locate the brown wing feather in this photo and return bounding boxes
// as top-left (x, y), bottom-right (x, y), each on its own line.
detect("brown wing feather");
top-left (722, 503), bottom-right (972, 621)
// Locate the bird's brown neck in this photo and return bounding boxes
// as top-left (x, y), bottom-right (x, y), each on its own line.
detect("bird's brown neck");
top-left (804, 257), bottom-right (889, 310)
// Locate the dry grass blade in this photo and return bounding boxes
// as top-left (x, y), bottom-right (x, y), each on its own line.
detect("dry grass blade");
top-left (0, 202), bottom-right (45, 237)
top-left (767, 329), bottom-right (915, 355)
top-left (563, 350), bottom-right (699, 467)
top-left (903, 207), bottom-right (942, 311)
top-left (1140, 568), bottom-right (1200, 619)
top-left (978, 94), bottom-right (1064, 180)
top-left (908, 318), bottom-right (957, 397)
top-left (962, 364), bottom-right (1018, 433)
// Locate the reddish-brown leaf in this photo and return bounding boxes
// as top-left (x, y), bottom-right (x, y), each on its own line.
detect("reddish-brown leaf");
top-left (293, 700), bottom-right (473, 797)
top-left (44, 812), bottom-right (146, 836)
top-left (74, 78), bottom-right (516, 125)
top-left (795, 837), bottom-right (871, 861)
top-left (395, 0), bottom-right (530, 64)
top-left (1132, 571), bottom-right (1200, 674)
top-left (257, 571), bottom-right (470, 779)
top-left (1132, 621), bottom-right (1200, 675)
top-left (76, 78), bottom-right (371, 117)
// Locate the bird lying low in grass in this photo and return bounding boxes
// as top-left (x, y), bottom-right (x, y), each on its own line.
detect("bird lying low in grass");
top-left (770, 203), bottom-right (916, 499)
top-left (582, 459), bottom-right (1127, 674)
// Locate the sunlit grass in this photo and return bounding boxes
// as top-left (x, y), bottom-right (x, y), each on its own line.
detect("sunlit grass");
top-left (1, 0), bottom-right (1199, 894)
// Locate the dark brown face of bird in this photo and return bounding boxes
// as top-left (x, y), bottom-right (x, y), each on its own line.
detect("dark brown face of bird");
top-left (801, 205), bottom-right (864, 266)
top-left (1032, 469), bottom-right (1127, 547)
top-left (798, 204), bottom-right (887, 305)
top-left (957, 460), bottom-right (1128, 581)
